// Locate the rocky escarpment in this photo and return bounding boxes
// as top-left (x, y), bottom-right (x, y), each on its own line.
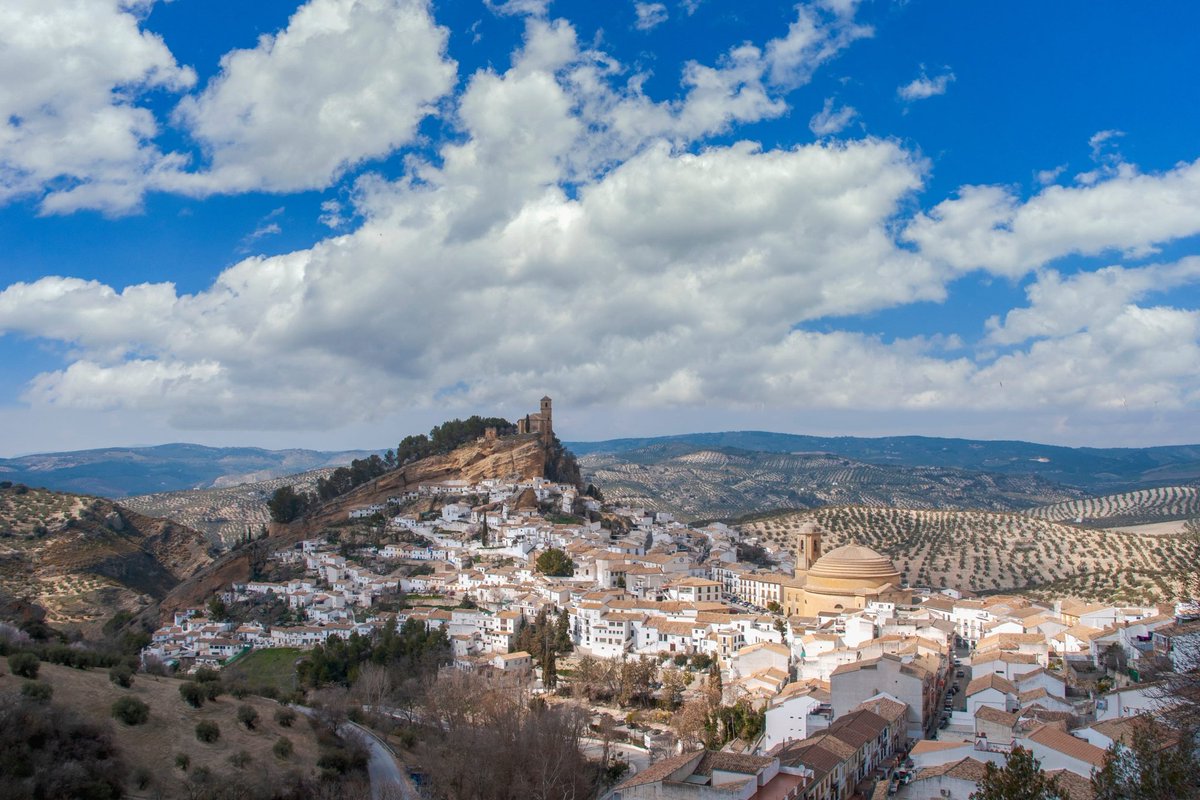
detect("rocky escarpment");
top-left (292, 432), bottom-right (550, 533)
top-left (151, 433), bottom-right (555, 617)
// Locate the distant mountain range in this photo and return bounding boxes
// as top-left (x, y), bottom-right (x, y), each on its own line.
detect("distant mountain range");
top-left (4, 431), bottom-right (1199, 517)
top-left (0, 443), bottom-right (378, 498)
top-left (567, 431), bottom-right (1200, 496)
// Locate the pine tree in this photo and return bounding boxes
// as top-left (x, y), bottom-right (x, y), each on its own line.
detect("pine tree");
top-left (554, 610), bottom-right (574, 653)
top-left (1091, 718), bottom-right (1199, 800)
top-left (970, 747), bottom-right (1064, 800)
top-left (541, 626), bottom-right (558, 689)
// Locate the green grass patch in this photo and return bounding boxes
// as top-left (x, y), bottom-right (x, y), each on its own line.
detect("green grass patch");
top-left (221, 648), bottom-right (302, 696)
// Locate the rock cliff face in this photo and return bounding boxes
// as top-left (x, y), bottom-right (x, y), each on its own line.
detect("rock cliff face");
top-left (0, 484), bottom-right (213, 633)
top-left (289, 432), bottom-right (548, 533)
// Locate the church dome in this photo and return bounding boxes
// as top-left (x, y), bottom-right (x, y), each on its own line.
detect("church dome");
top-left (805, 544), bottom-right (900, 582)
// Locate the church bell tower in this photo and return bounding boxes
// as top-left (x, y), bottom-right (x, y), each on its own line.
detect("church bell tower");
top-left (794, 521), bottom-right (823, 576)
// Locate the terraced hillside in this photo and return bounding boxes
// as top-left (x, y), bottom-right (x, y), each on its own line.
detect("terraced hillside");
top-left (0, 484), bottom-right (213, 632)
top-left (581, 447), bottom-right (1088, 521)
top-left (122, 469), bottom-right (335, 546)
top-left (742, 507), bottom-right (1198, 603)
top-left (1024, 486), bottom-right (1200, 528)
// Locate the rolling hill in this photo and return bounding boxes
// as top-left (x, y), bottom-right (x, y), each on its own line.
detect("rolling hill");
top-left (0, 657), bottom-right (333, 799)
top-left (580, 446), bottom-right (1090, 522)
top-left (121, 468), bottom-right (337, 547)
top-left (742, 506), bottom-right (1198, 603)
top-left (1024, 486), bottom-right (1200, 529)
top-left (0, 484), bottom-right (214, 633)
top-left (569, 431), bottom-right (1200, 495)
top-left (0, 443), bottom-right (377, 498)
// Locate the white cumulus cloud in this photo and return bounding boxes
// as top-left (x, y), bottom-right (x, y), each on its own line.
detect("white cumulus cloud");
top-left (169, 0), bottom-right (456, 196)
top-left (905, 157), bottom-right (1200, 276)
top-left (897, 67), bottom-right (955, 101)
top-left (634, 2), bottom-right (668, 30)
top-left (1, 3), bottom-right (1199, 442)
top-left (809, 97), bottom-right (858, 136)
top-left (0, 0), bottom-right (195, 215)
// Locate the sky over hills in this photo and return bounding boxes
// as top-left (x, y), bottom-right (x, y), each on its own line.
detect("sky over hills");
top-left (1, 0), bottom-right (1199, 455)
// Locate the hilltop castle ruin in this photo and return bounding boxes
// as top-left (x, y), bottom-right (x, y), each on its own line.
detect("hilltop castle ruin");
top-left (516, 396), bottom-right (554, 447)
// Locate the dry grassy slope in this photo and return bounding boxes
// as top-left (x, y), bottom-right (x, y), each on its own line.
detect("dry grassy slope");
top-left (122, 468), bottom-right (337, 547)
top-left (581, 448), bottom-right (1088, 522)
top-left (153, 434), bottom-right (548, 618)
top-left (0, 658), bottom-right (323, 799)
top-left (1024, 485), bottom-right (1200, 528)
top-left (0, 485), bottom-right (213, 633)
top-left (742, 506), bottom-right (1199, 603)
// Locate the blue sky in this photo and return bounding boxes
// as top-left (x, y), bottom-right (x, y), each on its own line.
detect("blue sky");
top-left (1, 0), bottom-right (1199, 455)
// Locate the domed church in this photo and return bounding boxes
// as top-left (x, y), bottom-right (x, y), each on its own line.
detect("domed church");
top-left (781, 522), bottom-right (908, 617)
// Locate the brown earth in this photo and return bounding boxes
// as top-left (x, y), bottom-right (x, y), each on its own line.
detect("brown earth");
top-left (0, 657), bottom-right (324, 799)
top-left (0, 485), bottom-right (214, 634)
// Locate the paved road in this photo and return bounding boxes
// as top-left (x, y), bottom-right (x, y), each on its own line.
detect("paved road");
top-left (580, 737), bottom-right (652, 774)
top-left (341, 722), bottom-right (421, 800)
top-left (292, 705), bottom-right (418, 800)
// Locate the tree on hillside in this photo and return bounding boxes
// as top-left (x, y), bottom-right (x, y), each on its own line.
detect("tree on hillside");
top-left (396, 417), bottom-right (516, 467)
top-left (544, 434), bottom-right (583, 487)
top-left (970, 747), bottom-right (1064, 800)
top-left (554, 610), bottom-right (573, 653)
top-left (0, 692), bottom-right (126, 798)
top-left (1091, 717), bottom-right (1200, 799)
top-left (267, 485), bottom-right (311, 523)
top-left (535, 548), bottom-right (575, 577)
top-left (1147, 514), bottom-right (1200, 731)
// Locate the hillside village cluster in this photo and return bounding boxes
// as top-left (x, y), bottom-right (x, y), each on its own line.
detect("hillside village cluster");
top-left (142, 470), bottom-right (1200, 800)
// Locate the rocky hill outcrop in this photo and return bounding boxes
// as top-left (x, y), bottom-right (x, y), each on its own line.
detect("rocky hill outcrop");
top-left (292, 432), bottom-right (549, 533)
top-left (151, 432), bottom-right (554, 617)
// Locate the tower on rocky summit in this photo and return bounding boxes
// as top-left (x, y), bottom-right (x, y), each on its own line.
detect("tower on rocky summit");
top-left (516, 396), bottom-right (554, 447)
top-left (794, 521), bottom-right (823, 576)
top-left (539, 396), bottom-right (553, 444)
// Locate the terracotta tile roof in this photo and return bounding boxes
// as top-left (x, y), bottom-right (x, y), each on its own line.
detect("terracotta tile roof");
top-left (972, 651), bottom-right (1039, 665)
top-left (827, 709), bottom-right (889, 748)
top-left (910, 739), bottom-right (972, 755)
top-left (977, 632), bottom-right (1047, 650)
top-left (974, 706), bottom-right (1019, 727)
top-left (831, 656), bottom-right (882, 676)
top-left (735, 641), bottom-right (791, 658)
top-left (914, 756), bottom-right (989, 783)
top-left (966, 673), bottom-right (1016, 697)
top-left (1087, 716), bottom-right (1178, 748)
top-left (1047, 770), bottom-right (1095, 800)
top-left (772, 736), bottom-right (850, 777)
top-left (1019, 687), bottom-right (1065, 705)
top-left (922, 596), bottom-right (956, 612)
top-left (613, 750), bottom-right (704, 790)
top-left (694, 751), bottom-right (773, 777)
top-left (853, 696), bottom-right (907, 723)
top-left (1027, 725), bottom-right (1107, 767)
